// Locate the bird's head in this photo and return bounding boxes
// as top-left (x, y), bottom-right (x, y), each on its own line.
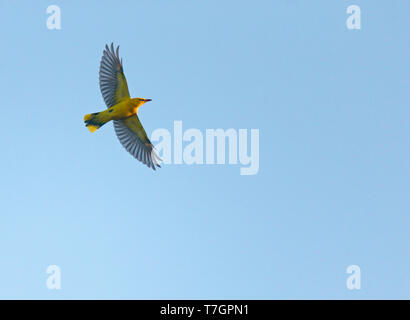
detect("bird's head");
top-left (132, 98), bottom-right (152, 108)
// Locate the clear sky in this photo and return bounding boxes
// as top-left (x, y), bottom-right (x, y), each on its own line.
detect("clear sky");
top-left (0, 0), bottom-right (408, 299)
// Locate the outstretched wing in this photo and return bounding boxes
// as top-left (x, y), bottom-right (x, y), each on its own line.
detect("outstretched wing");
top-left (114, 116), bottom-right (161, 170)
top-left (99, 43), bottom-right (130, 108)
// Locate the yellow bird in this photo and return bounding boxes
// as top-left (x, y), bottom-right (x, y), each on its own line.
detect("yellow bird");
top-left (84, 43), bottom-right (161, 170)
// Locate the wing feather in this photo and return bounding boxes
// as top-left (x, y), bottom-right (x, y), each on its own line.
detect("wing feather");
top-left (99, 43), bottom-right (130, 108)
top-left (113, 117), bottom-right (161, 170)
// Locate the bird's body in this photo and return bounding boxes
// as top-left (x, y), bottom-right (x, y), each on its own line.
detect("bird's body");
top-left (84, 98), bottom-right (146, 132)
top-left (84, 44), bottom-right (161, 170)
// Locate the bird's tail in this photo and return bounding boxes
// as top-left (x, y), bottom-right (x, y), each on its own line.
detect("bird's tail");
top-left (84, 111), bottom-right (110, 132)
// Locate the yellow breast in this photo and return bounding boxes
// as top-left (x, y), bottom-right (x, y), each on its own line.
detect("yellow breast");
top-left (109, 99), bottom-right (138, 120)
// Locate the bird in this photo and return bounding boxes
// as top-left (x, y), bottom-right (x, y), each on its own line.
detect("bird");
top-left (84, 43), bottom-right (161, 170)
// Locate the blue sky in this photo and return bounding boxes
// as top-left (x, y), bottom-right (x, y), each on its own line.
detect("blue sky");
top-left (0, 0), bottom-right (408, 299)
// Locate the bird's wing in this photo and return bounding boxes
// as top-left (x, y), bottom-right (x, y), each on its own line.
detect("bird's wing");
top-left (114, 116), bottom-right (161, 170)
top-left (99, 43), bottom-right (130, 108)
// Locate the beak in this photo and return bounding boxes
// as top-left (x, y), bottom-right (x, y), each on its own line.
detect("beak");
top-left (145, 99), bottom-right (152, 102)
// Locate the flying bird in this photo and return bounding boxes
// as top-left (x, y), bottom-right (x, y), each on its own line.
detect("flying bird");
top-left (84, 43), bottom-right (161, 170)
